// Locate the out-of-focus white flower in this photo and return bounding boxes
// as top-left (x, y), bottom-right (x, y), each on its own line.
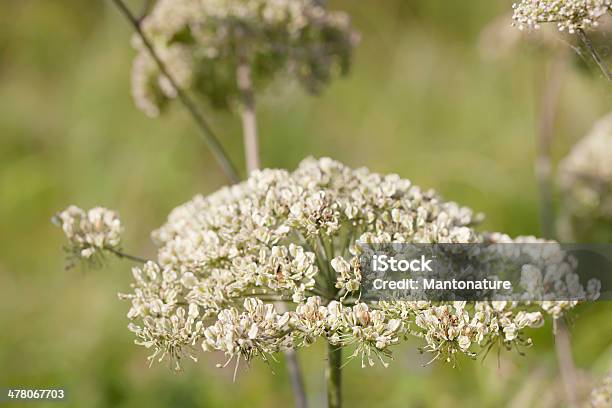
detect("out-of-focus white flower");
top-left (590, 372), bottom-right (612, 408)
top-left (131, 0), bottom-right (358, 116)
top-left (512, 0), bottom-right (612, 33)
top-left (53, 205), bottom-right (123, 265)
top-left (558, 113), bottom-right (612, 240)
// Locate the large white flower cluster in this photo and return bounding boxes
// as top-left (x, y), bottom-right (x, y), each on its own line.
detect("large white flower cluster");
top-left (132, 0), bottom-right (357, 116)
top-left (54, 206), bottom-right (123, 266)
top-left (117, 158), bottom-right (591, 370)
top-left (512, 0), bottom-right (612, 33)
top-left (557, 113), bottom-right (612, 240)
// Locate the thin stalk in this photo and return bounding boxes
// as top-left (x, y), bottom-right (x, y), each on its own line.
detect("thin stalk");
top-left (284, 349), bottom-right (308, 408)
top-left (237, 59), bottom-right (260, 173)
top-left (326, 343), bottom-right (342, 408)
top-left (576, 28), bottom-right (612, 82)
top-left (316, 234), bottom-right (334, 284)
top-left (275, 301), bottom-right (308, 408)
top-left (245, 294), bottom-right (292, 302)
top-left (554, 319), bottom-right (578, 408)
top-left (109, 0), bottom-right (241, 184)
top-left (535, 50), bottom-right (565, 239)
top-left (106, 247), bottom-right (151, 264)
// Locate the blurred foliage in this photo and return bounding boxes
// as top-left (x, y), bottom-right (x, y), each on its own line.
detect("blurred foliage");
top-left (0, 1), bottom-right (611, 407)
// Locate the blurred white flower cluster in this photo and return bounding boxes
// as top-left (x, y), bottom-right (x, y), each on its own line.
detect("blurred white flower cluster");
top-left (557, 113), bottom-right (612, 240)
top-left (132, 0), bottom-right (358, 116)
top-left (53, 205), bottom-right (123, 266)
top-left (114, 158), bottom-right (591, 370)
top-left (512, 0), bottom-right (612, 33)
top-left (590, 372), bottom-right (612, 408)
top-left (484, 235), bottom-right (600, 317)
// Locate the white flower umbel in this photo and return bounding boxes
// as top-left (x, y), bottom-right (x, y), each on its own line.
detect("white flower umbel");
top-left (590, 371), bottom-right (612, 408)
top-left (512, 0), bottom-right (612, 33)
top-left (131, 0), bottom-right (358, 116)
top-left (53, 205), bottom-right (123, 267)
top-left (115, 158), bottom-right (594, 370)
top-left (557, 113), bottom-right (612, 240)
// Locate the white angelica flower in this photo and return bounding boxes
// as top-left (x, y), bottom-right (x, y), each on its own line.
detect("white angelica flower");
top-left (512, 0), bottom-right (612, 33)
top-left (115, 158), bottom-right (590, 370)
top-left (202, 298), bottom-right (293, 371)
top-left (120, 262), bottom-right (203, 371)
top-left (131, 0), bottom-right (358, 116)
top-left (53, 205), bottom-right (123, 266)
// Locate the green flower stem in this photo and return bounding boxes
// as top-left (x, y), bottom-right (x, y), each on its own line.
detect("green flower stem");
top-left (105, 247), bottom-right (151, 264)
top-left (326, 342), bottom-right (342, 408)
top-left (285, 348), bottom-right (308, 408)
top-left (576, 28), bottom-right (612, 82)
top-left (109, 0), bottom-right (241, 184)
top-left (536, 50), bottom-right (566, 239)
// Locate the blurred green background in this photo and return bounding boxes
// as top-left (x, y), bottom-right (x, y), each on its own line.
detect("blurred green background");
top-left (1, 1), bottom-right (611, 407)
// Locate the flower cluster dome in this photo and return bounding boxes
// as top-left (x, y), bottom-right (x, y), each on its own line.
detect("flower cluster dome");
top-left (110, 158), bottom-right (593, 370)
